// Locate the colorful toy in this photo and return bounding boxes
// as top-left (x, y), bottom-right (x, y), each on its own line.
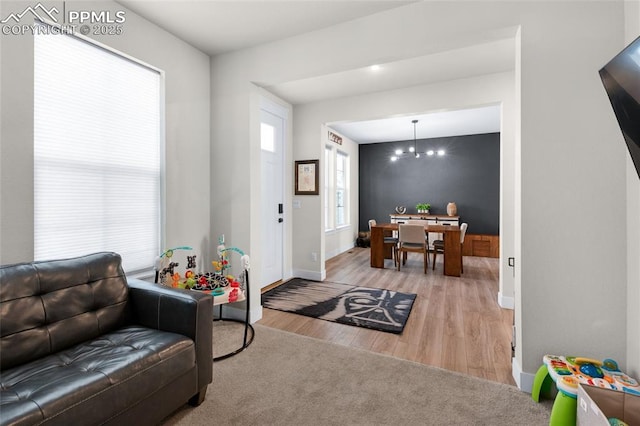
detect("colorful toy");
top-left (171, 272), bottom-right (180, 288)
top-left (155, 246), bottom-right (194, 285)
top-left (609, 418), bottom-right (629, 426)
top-left (156, 237), bottom-right (250, 307)
top-left (532, 355), bottom-right (640, 426)
top-left (181, 236), bottom-right (250, 305)
top-left (228, 288), bottom-right (239, 303)
top-left (184, 276), bottom-right (196, 289)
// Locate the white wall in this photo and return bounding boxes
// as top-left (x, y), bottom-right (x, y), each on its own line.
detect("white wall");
top-left (625, 0), bottom-right (640, 378)
top-left (516, 2), bottom-right (627, 377)
top-left (0, 1), bottom-right (211, 265)
top-left (209, 1), bottom-right (630, 387)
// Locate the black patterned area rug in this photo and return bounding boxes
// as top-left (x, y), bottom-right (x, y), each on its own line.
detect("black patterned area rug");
top-left (261, 278), bottom-right (416, 334)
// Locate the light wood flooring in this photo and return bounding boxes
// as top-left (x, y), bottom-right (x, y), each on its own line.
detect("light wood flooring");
top-left (258, 247), bottom-right (516, 386)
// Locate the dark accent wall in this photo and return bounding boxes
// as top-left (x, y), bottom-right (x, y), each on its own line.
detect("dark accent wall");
top-left (359, 132), bottom-right (500, 235)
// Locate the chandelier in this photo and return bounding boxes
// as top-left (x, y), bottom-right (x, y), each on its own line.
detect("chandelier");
top-left (390, 119), bottom-right (445, 161)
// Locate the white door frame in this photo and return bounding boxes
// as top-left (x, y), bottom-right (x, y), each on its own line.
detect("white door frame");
top-left (260, 107), bottom-right (284, 287)
top-left (259, 96), bottom-right (291, 288)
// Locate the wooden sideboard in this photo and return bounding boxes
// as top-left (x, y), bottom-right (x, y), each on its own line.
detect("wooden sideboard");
top-left (390, 214), bottom-right (459, 250)
top-left (462, 234), bottom-right (499, 258)
top-left (389, 214), bottom-right (460, 225)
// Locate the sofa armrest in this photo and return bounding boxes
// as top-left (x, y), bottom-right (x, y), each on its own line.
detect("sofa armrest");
top-left (126, 278), bottom-right (213, 390)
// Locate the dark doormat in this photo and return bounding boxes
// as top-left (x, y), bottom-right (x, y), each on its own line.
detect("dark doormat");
top-left (261, 278), bottom-right (416, 334)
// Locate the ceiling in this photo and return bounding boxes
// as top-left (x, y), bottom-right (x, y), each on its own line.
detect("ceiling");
top-left (116, 0), bottom-right (509, 143)
top-left (329, 105), bottom-right (501, 144)
top-left (116, 1), bottom-right (415, 56)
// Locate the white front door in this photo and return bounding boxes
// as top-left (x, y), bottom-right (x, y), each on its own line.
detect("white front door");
top-left (260, 108), bottom-right (284, 288)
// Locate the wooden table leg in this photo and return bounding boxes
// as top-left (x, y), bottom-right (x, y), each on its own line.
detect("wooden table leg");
top-left (444, 229), bottom-right (461, 277)
top-left (370, 226), bottom-right (384, 268)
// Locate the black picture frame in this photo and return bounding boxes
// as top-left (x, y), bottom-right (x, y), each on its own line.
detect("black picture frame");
top-left (295, 159), bottom-right (319, 195)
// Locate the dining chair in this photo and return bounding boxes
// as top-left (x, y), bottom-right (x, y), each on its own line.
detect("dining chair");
top-left (432, 222), bottom-right (468, 272)
top-left (406, 219), bottom-right (429, 245)
top-left (368, 219), bottom-right (398, 267)
top-left (397, 224), bottom-right (428, 274)
top-left (430, 224), bottom-right (446, 262)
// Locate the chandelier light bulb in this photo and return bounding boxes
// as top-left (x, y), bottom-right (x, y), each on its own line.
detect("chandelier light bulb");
top-left (391, 119), bottom-right (444, 162)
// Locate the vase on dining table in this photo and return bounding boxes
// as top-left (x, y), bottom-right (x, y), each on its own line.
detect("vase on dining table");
top-left (446, 202), bottom-right (457, 216)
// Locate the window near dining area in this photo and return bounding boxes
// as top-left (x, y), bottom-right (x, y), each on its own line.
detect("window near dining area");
top-left (33, 23), bottom-right (163, 275)
top-left (325, 147), bottom-right (349, 231)
top-left (336, 151), bottom-right (348, 227)
top-left (325, 146), bottom-right (332, 231)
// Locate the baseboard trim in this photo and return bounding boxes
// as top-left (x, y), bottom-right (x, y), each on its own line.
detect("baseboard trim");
top-left (220, 304), bottom-right (263, 324)
top-left (250, 305), bottom-right (262, 323)
top-left (291, 268), bottom-right (326, 281)
top-left (512, 357), bottom-right (535, 393)
top-left (326, 243), bottom-right (357, 260)
top-left (498, 291), bottom-right (515, 309)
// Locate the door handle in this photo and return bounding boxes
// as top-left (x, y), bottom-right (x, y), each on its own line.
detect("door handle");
top-left (278, 218), bottom-right (283, 223)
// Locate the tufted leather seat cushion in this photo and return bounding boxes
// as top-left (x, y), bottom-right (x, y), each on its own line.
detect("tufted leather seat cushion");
top-left (0, 325), bottom-right (195, 425)
top-left (0, 252), bottom-right (129, 371)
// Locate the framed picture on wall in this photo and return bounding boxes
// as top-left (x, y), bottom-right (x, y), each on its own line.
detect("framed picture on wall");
top-left (295, 159), bottom-right (319, 195)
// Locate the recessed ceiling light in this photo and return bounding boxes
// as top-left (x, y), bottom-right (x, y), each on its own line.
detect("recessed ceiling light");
top-left (370, 64), bottom-right (381, 72)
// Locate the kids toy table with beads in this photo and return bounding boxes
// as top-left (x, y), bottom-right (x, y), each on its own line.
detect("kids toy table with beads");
top-left (532, 355), bottom-right (640, 426)
top-left (154, 241), bottom-right (255, 361)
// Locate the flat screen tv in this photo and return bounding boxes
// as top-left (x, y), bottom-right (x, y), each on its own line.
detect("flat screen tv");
top-left (599, 35), bottom-right (640, 180)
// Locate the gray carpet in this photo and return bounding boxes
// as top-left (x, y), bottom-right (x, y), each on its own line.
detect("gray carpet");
top-left (163, 322), bottom-right (552, 425)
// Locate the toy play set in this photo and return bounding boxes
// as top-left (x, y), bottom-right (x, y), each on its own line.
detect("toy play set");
top-left (155, 237), bottom-right (250, 305)
top-left (532, 355), bottom-right (640, 426)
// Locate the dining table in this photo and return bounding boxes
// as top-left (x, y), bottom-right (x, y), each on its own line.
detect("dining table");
top-left (369, 223), bottom-right (462, 276)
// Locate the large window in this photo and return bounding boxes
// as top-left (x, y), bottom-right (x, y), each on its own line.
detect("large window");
top-left (325, 146), bottom-right (349, 231)
top-left (34, 25), bottom-right (163, 274)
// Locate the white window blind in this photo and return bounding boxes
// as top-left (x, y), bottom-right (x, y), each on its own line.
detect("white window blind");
top-left (34, 26), bottom-right (162, 274)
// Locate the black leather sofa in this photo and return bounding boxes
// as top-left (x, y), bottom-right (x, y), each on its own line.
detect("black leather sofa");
top-left (0, 252), bottom-right (213, 425)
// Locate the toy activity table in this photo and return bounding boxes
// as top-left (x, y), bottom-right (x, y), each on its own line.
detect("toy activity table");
top-left (208, 267), bottom-right (255, 361)
top-left (154, 242), bottom-right (255, 361)
top-left (532, 355), bottom-right (640, 426)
